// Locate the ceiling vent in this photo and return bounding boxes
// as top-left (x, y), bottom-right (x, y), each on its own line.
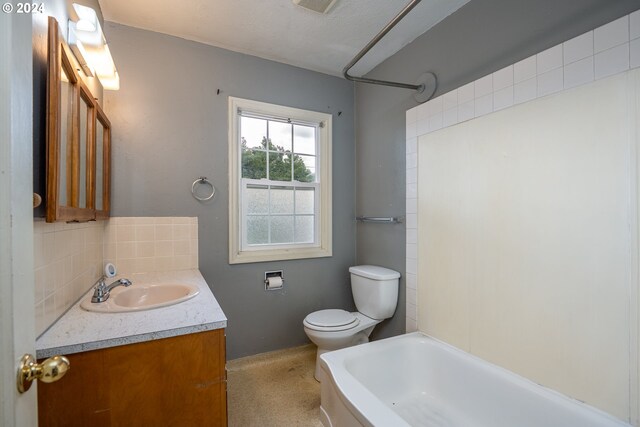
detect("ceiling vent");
top-left (292, 0), bottom-right (338, 14)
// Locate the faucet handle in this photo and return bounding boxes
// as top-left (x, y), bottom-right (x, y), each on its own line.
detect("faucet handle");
top-left (93, 275), bottom-right (107, 289)
top-left (91, 276), bottom-right (109, 303)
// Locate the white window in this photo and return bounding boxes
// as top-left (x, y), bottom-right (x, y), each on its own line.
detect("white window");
top-left (228, 97), bottom-right (332, 264)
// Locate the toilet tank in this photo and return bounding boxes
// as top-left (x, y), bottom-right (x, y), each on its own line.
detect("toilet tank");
top-left (349, 265), bottom-right (400, 320)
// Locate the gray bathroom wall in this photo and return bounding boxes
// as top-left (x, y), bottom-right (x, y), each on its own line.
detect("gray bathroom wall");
top-left (357, 0), bottom-right (640, 341)
top-left (103, 23), bottom-right (356, 359)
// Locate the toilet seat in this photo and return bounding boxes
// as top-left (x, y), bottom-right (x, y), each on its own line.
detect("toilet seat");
top-left (304, 309), bottom-right (359, 332)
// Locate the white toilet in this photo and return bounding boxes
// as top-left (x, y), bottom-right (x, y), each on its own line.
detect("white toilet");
top-left (303, 265), bottom-right (400, 380)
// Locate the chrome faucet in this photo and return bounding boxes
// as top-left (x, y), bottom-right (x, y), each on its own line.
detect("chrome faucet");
top-left (91, 275), bottom-right (133, 303)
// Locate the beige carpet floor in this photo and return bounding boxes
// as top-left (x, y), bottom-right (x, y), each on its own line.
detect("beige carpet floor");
top-left (227, 344), bottom-right (323, 427)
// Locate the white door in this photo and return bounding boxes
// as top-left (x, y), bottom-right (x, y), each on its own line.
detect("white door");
top-left (0, 11), bottom-right (38, 427)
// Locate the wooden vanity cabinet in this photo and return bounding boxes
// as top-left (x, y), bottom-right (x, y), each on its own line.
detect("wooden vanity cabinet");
top-left (37, 329), bottom-right (227, 427)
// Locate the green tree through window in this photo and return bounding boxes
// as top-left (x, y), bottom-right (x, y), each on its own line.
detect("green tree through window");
top-left (241, 137), bottom-right (314, 182)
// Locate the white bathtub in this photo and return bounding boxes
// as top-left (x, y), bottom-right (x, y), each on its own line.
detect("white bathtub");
top-left (319, 332), bottom-right (629, 427)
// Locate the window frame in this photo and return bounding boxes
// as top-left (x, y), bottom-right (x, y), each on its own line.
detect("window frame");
top-left (228, 97), bottom-right (332, 264)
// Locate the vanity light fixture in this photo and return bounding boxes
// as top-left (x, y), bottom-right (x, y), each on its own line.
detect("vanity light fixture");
top-left (68, 3), bottom-right (120, 90)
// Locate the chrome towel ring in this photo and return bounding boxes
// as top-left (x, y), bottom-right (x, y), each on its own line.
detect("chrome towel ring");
top-left (191, 177), bottom-right (215, 202)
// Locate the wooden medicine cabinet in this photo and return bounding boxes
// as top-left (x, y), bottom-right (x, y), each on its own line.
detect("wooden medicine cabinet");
top-left (45, 17), bottom-right (111, 222)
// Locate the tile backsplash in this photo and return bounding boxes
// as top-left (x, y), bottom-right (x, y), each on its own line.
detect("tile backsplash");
top-left (34, 216), bottom-right (199, 337)
top-left (34, 220), bottom-right (105, 336)
top-left (104, 217), bottom-right (198, 275)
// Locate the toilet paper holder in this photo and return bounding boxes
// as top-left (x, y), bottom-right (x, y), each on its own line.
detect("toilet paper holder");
top-left (264, 271), bottom-right (284, 290)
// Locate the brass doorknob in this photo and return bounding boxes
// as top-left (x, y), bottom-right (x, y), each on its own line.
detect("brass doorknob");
top-left (17, 354), bottom-right (70, 393)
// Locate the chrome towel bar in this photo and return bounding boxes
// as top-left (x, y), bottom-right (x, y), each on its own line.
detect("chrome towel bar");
top-left (356, 216), bottom-right (404, 224)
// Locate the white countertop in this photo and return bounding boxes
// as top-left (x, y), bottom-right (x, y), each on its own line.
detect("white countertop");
top-left (36, 269), bottom-right (227, 358)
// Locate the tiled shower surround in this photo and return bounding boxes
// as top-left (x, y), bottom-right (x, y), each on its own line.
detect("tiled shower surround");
top-left (405, 11), bottom-right (640, 332)
top-left (33, 217), bottom-right (199, 336)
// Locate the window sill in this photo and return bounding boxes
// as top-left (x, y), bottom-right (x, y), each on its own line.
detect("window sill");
top-left (229, 246), bottom-right (332, 264)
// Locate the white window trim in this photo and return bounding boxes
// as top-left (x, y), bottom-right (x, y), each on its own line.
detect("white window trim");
top-left (228, 97), bottom-right (332, 264)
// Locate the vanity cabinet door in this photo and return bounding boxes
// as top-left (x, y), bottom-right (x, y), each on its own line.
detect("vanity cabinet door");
top-left (37, 329), bottom-right (227, 427)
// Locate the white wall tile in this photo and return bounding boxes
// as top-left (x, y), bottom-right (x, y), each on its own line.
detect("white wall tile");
top-left (474, 94), bottom-right (493, 117)
top-left (407, 183), bottom-right (417, 199)
top-left (406, 317), bottom-right (417, 333)
top-left (406, 137), bottom-right (417, 154)
top-left (514, 77), bottom-right (537, 104)
top-left (406, 229), bottom-right (417, 245)
top-left (406, 120), bottom-right (417, 139)
top-left (537, 45), bottom-right (563, 73)
top-left (631, 9), bottom-right (640, 40)
top-left (442, 89), bottom-right (458, 110)
top-left (443, 108), bottom-right (458, 127)
top-left (404, 11), bottom-right (640, 336)
top-left (493, 65), bottom-right (514, 91)
top-left (594, 15), bottom-right (629, 53)
top-left (415, 101), bottom-right (429, 123)
top-left (416, 117), bottom-right (429, 136)
top-left (406, 167), bottom-right (417, 185)
top-left (406, 273), bottom-right (417, 290)
top-left (631, 37), bottom-right (640, 69)
top-left (493, 86), bottom-right (514, 111)
top-left (564, 56), bottom-right (594, 89)
top-left (595, 43), bottom-right (630, 80)
top-left (428, 96), bottom-right (443, 115)
top-left (514, 55), bottom-right (537, 83)
top-left (458, 82), bottom-right (475, 104)
top-left (406, 243), bottom-right (417, 260)
top-left (406, 302), bottom-right (417, 320)
top-left (537, 67), bottom-right (564, 97)
top-left (406, 286), bottom-right (417, 306)
top-left (474, 74), bottom-right (493, 98)
top-left (406, 152), bottom-right (417, 169)
top-left (458, 100), bottom-right (475, 122)
top-left (406, 108), bottom-right (417, 125)
top-left (406, 197), bottom-right (417, 213)
top-left (428, 112), bottom-right (443, 132)
top-left (406, 213), bottom-right (417, 229)
top-left (563, 31), bottom-right (594, 65)
top-left (406, 258), bottom-right (417, 275)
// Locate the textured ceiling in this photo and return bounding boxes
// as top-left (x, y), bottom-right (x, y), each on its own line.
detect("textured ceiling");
top-left (98, 0), bottom-right (469, 77)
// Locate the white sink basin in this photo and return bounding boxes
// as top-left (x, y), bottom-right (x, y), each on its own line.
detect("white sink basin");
top-left (80, 283), bottom-right (199, 313)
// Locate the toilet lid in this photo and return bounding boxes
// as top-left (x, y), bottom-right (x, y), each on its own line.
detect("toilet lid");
top-left (305, 309), bottom-right (358, 328)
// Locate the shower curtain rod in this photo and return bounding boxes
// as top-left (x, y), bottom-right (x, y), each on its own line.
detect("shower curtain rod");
top-left (342, 0), bottom-right (437, 103)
